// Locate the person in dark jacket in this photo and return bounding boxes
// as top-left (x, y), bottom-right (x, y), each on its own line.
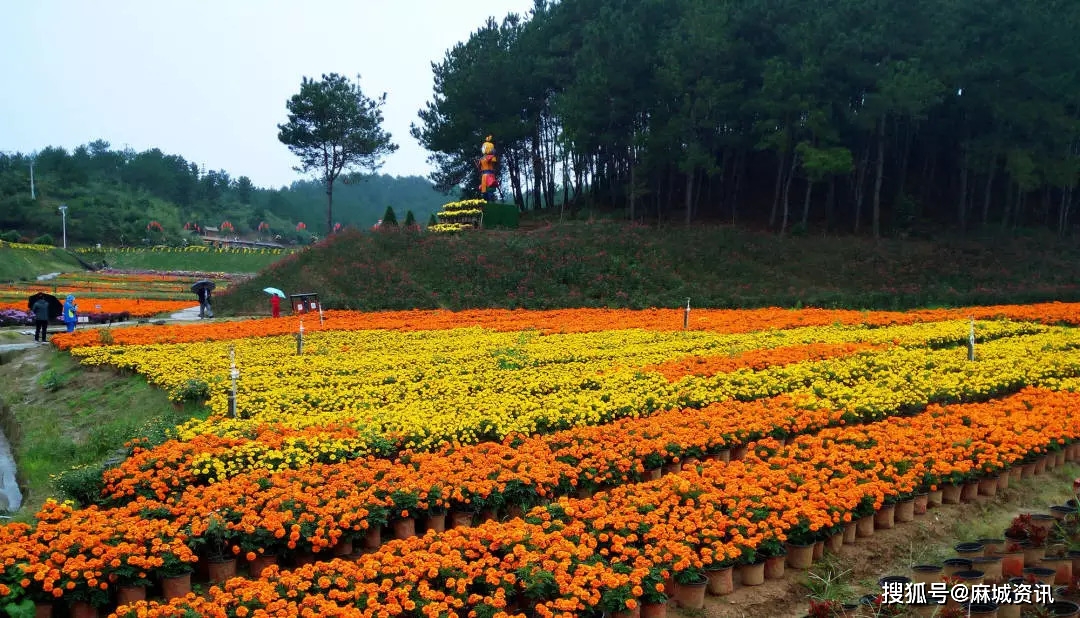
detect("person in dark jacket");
top-left (31, 297), bottom-right (50, 342)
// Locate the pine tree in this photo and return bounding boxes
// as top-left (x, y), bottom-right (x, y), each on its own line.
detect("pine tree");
top-left (404, 210), bottom-right (417, 228)
top-left (381, 206), bottom-right (399, 226)
top-left (428, 213), bottom-right (438, 227)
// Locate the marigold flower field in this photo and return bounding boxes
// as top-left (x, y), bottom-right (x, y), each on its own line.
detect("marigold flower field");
top-left (5, 303), bottom-right (1080, 617)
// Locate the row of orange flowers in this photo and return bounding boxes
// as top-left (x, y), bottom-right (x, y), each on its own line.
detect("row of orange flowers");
top-left (50, 302), bottom-right (1080, 349)
top-left (100, 387), bottom-right (1079, 617)
top-left (4, 386), bottom-right (1073, 613)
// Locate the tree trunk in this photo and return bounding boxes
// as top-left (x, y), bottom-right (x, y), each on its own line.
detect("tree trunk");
top-left (629, 152), bottom-right (636, 221)
top-left (825, 176), bottom-right (836, 232)
top-left (731, 151), bottom-right (744, 224)
top-left (325, 183), bottom-right (334, 235)
top-left (531, 133), bottom-right (543, 211)
top-left (981, 158), bottom-right (996, 227)
top-left (853, 144), bottom-right (871, 233)
top-left (780, 151), bottom-right (798, 235)
top-left (957, 154), bottom-right (968, 231)
top-left (685, 169), bottom-right (694, 226)
top-left (801, 177), bottom-right (813, 228)
top-left (871, 116), bottom-right (886, 239)
top-left (769, 151), bottom-right (785, 228)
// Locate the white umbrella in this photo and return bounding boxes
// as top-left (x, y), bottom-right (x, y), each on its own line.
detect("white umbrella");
top-left (263, 287), bottom-right (286, 298)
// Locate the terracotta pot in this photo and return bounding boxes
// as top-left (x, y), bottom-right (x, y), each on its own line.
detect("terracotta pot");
top-left (911, 564), bottom-right (943, 585)
top-left (613, 603), bottom-right (641, 618)
top-left (970, 556), bottom-right (1003, 580)
top-left (248, 554), bottom-right (278, 576)
top-left (1023, 544), bottom-right (1047, 568)
top-left (641, 602), bottom-right (667, 618)
top-left (705, 566), bottom-right (733, 596)
top-left (644, 468), bottom-right (661, 481)
top-left (895, 499), bottom-right (915, 522)
top-left (952, 569), bottom-right (985, 586)
top-left (682, 456), bottom-right (701, 469)
top-left (451, 511), bottom-right (473, 529)
top-left (956, 542), bottom-right (985, 558)
top-left (825, 531), bottom-right (844, 553)
top-left (928, 488), bottom-right (944, 507)
top-left (70, 602), bottom-right (98, 618)
top-left (293, 550), bottom-right (316, 566)
top-left (978, 538), bottom-right (1005, 557)
top-left (1023, 566), bottom-right (1057, 585)
top-left (764, 554), bottom-right (786, 579)
top-left (207, 558), bottom-right (237, 584)
top-left (161, 573), bottom-right (192, 600)
top-left (673, 577), bottom-right (707, 609)
top-left (1010, 466), bottom-right (1023, 482)
top-left (1035, 458), bottom-right (1048, 475)
top-left (856, 515), bottom-right (875, 537)
top-left (333, 540), bottom-right (354, 556)
top-left (1022, 463), bottom-right (1036, 478)
top-left (425, 513), bottom-right (447, 533)
top-left (662, 461), bottom-right (681, 476)
top-left (786, 544), bottom-right (812, 570)
top-left (34, 603), bottom-right (52, 618)
top-left (998, 470), bottom-right (1010, 490)
top-left (1051, 505), bottom-right (1077, 521)
top-left (913, 493), bottom-right (929, 515)
top-left (961, 481), bottom-right (980, 502)
top-left (363, 525), bottom-right (382, 549)
top-left (943, 558), bottom-right (973, 576)
top-left (874, 504), bottom-right (896, 530)
top-left (714, 449), bottom-right (731, 462)
top-left (1032, 513), bottom-right (1058, 534)
top-left (843, 523), bottom-right (857, 544)
top-left (116, 585), bottom-right (147, 606)
top-left (1056, 452), bottom-right (1067, 467)
top-left (393, 517), bottom-right (416, 539)
top-left (942, 483), bottom-right (963, 504)
top-left (998, 603), bottom-right (1022, 618)
top-left (978, 476), bottom-right (998, 496)
top-left (738, 561), bottom-right (765, 586)
top-left (964, 602), bottom-right (999, 617)
top-left (479, 509), bottom-right (497, 522)
top-left (1001, 550), bottom-right (1025, 578)
top-left (1046, 601), bottom-right (1080, 617)
top-left (731, 445), bottom-right (748, 460)
top-left (1039, 555), bottom-right (1074, 584)
top-left (1069, 550), bottom-right (1080, 576)
top-left (575, 486), bottom-right (591, 499)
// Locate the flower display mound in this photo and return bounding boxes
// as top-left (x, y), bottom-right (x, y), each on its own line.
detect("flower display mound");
top-left (100, 387), bottom-right (1080, 618)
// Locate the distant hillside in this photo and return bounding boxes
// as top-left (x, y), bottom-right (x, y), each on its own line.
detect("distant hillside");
top-left (216, 224), bottom-right (1080, 314)
top-left (0, 142), bottom-right (452, 246)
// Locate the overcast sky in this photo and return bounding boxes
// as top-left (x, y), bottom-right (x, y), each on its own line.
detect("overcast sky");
top-left (0, 1), bottom-right (535, 189)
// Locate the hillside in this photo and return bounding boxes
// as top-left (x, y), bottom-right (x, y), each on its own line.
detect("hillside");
top-left (217, 224), bottom-right (1080, 314)
top-left (0, 243), bottom-right (83, 282)
top-left (0, 143), bottom-right (451, 246)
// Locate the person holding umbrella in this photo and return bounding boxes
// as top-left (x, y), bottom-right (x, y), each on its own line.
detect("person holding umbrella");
top-left (31, 296), bottom-right (51, 343)
top-left (62, 295), bottom-right (79, 333)
top-left (192, 280), bottom-right (216, 319)
top-left (264, 287), bottom-right (285, 318)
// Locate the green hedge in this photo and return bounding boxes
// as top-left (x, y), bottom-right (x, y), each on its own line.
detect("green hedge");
top-left (482, 203), bottom-right (519, 229)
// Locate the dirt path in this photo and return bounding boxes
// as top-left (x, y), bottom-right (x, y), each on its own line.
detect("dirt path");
top-left (674, 464), bottom-right (1080, 618)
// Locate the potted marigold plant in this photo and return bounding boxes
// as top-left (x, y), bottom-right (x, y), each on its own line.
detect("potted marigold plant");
top-left (640, 566), bottom-right (669, 618)
top-left (193, 513), bottom-right (237, 584)
top-left (389, 488), bottom-right (422, 539)
top-left (673, 565), bottom-right (707, 609)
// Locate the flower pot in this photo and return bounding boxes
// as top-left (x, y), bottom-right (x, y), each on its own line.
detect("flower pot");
top-left (971, 556), bottom-right (1003, 580)
top-left (451, 511), bottom-right (474, 529)
top-left (714, 449), bottom-right (731, 462)
top-left (843, 522), bottom-right (857, 544)
top-left (964, 602), bottom-right (999, 617)
top-left (479, 509), bottom-right (497, 523)
top-left (979, 476), bottom-right (998, 496)
top-left (943, 558), bottom-right (973, 576)
top-left (641, 602), bottom-right (667, 618)
top-left (1023, 566), bottom-right (1057, 586)
top-left (1032, 513), bottom-right (1058, 533)
top-left (70, 602), bottom-right (98, 618)
top-left (1069, 550), bottom-right (1080, 576)
top-left (575, 486), bottom-right (591, 499)
top-left (953, 569), bottom-right (985, 586)
top-left (161, 573), bottom-right (192, 600)
top-left (942, 483), bottom-right (963, 504)
top-left (825, 531), bottom-right (844, 553)
top-left (1023, 544), bottom-right (1047, 567)
top-left (1056, 451), bottom-right (1067, 467)
top-left (1051, 505), bottom-right (1077, 520)
top-left (248, 553), bottom-right (278, 576)
top-left (1040, 555), bottom-right (1074, 584)
top-left (1046, 600), bottom-right (1080, 617)
top-left (674, 576), bottom-right (707, 609)
top-left (34, 603), bottom-right (52, 618)
top-left (786, 544), bottom-right (812, 570)
top-left (961, 481), bottom-right (980, 502)
top-left (1022, 463), bottom-right (1036, 478)
top-left (738, 561), bottom-right (765, 586)
top-left (1001, 550), bottom-right (1025, 578)
top-left (911, 564), bottom-right (943, 585)
top-left (956, 542), bottom-right (986, 558)
top-left (644, 468), bottom-right (661, 481)
top-left (913, 493), bottom-right (929, 515)
top-left (895, 499), bottom-right (915, 522)
top-left (207, 557), bottom-right (237, 584)
top-left (998, 471), bottom-right (1010, 490)
top-left (765, 555), bottom-right (786, 579)
top-left (333, 540), bottom-right (354, 556)
top-left (705, 566), bottom-right (733, 596)
top-left (874, 504), bottom-right (896, 530)
top-left (116, 585), bottom-right (147, 606)
top-left (393, 517), bottom-right (416, 539)
top-left (662, 461), bottom-right (681, 476)
top-left (978, 538), bottom-right (1006, 557)
top-left (425, 513), bottom-right (447, 533)
top-left (682, 456), bottom-right (700, 469)
top-left (731, 445), bottom-right (748, 460)
top-left (293, 549), bottom-right (315, 566)
top-left (1036, 457), bottom-right (1048, 475)
top-left (928, 488), bottom-right (944, 507)
top-left (856, 515), bottom-right (875, 537)
top-left (613, 602), bottom-right (641, 618)
top-left (363, 525), bottom-right (382, 549)
top-left (998, 603), bottom-right (1022, 618)
top-left (1010, 466), bottom-right (1023, 482)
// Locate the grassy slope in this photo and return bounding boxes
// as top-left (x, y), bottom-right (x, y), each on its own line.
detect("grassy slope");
top-left (0, 246), bottom-right (84, 281)
top-left (77, 248), bottom-right (282, 273)
top-left (218, 223), bottom-right (1080, 314)
top-left (0, 347), bottom-right (206, 519)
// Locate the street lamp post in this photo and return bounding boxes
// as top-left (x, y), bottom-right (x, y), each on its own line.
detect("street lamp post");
top-left (58, 204), bottom-right (68, 249)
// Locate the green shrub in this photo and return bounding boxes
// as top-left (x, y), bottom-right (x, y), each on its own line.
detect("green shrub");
top-left (37, 369), bottom-right (68, 392)
top-left (53, 463), bottom-right (107, 506)
top-left (0, 230), bottom-right (19, 242)
top-left (482, 202), bottom-right (519, 229)
top-left (175, 378), bottom-right (210, 402)
top-left (427, 213), bottom-right (437, 227)
top-left (32, 234), bottom-right (55, 246)
top-left (381, 206), bottom-right (398, 226)
top-left (404, 210), bottom-right (417, 227)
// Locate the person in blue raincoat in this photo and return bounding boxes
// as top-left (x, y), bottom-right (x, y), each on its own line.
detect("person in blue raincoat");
top-left (62, 295), bottom-right (79, 332)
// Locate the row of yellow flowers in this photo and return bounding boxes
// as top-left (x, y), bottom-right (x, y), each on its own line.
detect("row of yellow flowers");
top-left (88, 387), bottom-right (1080, 618)
top-left (67, 320), bottom-right (1070, 459)
top-left (0, 239), bottom-right (57, 252)
top-left (75, 245), bottom-right (291, 255)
